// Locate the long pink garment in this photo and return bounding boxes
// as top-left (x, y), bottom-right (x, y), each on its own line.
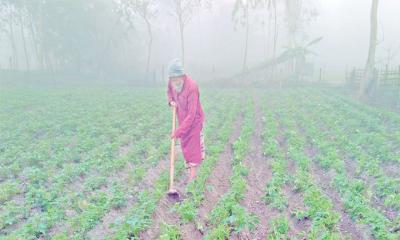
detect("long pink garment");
top-left (167, 75), bottom-right (205, 165)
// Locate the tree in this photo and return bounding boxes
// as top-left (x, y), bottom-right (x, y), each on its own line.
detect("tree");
top-left (358, 0), bottom-right (379, 98)
top-left (0, 0), bottom-right (147, 79)
top-left (23, 0), bottom-right (46, 70)
top-left (1, 0), bottom-right (42, 71)
top-left (278, 36), bottom-right (322, 80)
top-left (171, 0), bottom-right (199, 66)
top-left (233, 0), bottom-right (256, 74)
top-left (117, 0), bottom-right (156, 80)
top-left (281, 0), bottom-right (318, 81)
top-left (255, 0), bottom-right (278, 81)
top-left (17, 3), bottom-right (30, 71)
top-left (34, 0), bottom-right (127, 74)
top-left (283, 0), bottom-right (301, 78)
top-left (269, 0), bottom-right (278, 75)
top-left (0, 1), bottom-right (19, 69)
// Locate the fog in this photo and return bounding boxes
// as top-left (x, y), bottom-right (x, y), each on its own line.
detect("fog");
top-left (0, 0), bottom-right (399, 85)
top-left (1, 2), bottom-right (400, 238)
top-left (310, 0), bottom-right (400, 80)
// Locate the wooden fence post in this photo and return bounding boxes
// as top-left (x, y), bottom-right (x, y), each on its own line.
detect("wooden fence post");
top-left (153, 69), bottom-right (156, 86)
top-left (371, 67), bottom-right (378, 92)
top-left (319, 68), bottom-right (322, 82)
top-left (398, 65), bottom-right (400, 85)
top-left (397, 65), bottom-right (400, 109)
top-left (162, 65), bottom-right (165, 84)
top-left (380, 64), bottom-right (388, 87)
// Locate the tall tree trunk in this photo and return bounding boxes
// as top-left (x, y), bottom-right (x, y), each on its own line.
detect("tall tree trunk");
top-left (272, 0), bottom-right (279, 87)
top-left (19, 13), bottom-right (30, 71)
top-left (36, 5), bottom-right (46, 70)
top-left (358, 0), bottom-right (379, 98)
top-left (285, 0), bottom-right (301, 80)
top-left (29, 15), bottom-right (41, 70)
top-left (9, 10), bottom-right (18, 70)
top-left (266, 9), bottom-right (271, 58)
top-left (97, 19), bottom-right (120, 79)
top-left (179, 21), bottom-right (185, 66)
top-left (44, 51), bottom-right (54, 74)
top-left (263, 9), bottom-right (271, 82)
top-left (242, 5), bottom-right (249, 74)
top-left (145, 18), bottom-right (153, 81)
top-left (288, 29), bottom-right (296, 79)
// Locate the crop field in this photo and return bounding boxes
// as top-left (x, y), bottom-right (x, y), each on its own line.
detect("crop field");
top-left (0, 87), bottom-right (399, 240)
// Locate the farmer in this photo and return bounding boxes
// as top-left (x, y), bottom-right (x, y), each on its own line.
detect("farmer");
top-left (167, 58), bottom-right (205, 182)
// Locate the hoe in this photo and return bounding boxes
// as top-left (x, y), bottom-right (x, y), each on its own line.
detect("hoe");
top-left (167, 105), bottom-right (180, 200)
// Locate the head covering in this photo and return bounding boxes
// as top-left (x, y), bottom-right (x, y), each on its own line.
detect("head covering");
top-left (168, 58), bottom-right (185, 77)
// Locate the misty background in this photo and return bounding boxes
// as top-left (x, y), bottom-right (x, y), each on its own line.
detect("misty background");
top-left (0, 0), bottom-right (399, 86)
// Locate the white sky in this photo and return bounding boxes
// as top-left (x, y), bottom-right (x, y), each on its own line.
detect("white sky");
top-left (180, 0), bottom-right (400, 80)
top-left (310, 0), bottom-right (400, 77)
top-left (1, 0), bottom-right (399, 81)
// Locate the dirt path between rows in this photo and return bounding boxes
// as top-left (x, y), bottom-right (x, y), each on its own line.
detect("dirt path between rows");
top-left (232, 97), bottom-right (274, 240)
top-left (180, 114), bottom-right (244, 240)
top-left (87, 151), bottom-right (171, 239)
top-left (304, 142), bottom-right (372, 240)
top-left (292, 100), bottom-right (372, 240)
top-left (45, 142), bottom-right (139, 238)
top-left (276, 119), bottom-right (311, 238)
top-left (137, 155), bottom-right (187, 240)
top-left (342, 153), bottom-right (398, 221)
top-left (140, 114), bottom-right (243, 240)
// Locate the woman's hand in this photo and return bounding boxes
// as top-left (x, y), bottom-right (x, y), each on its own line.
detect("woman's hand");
top-left (171, 132), bottom-right (176, 139)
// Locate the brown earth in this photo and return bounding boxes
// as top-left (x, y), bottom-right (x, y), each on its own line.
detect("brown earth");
top-left (178, 115), bottom-right (244, 240)
top-left (233, 99), bottom-right (276, 239)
